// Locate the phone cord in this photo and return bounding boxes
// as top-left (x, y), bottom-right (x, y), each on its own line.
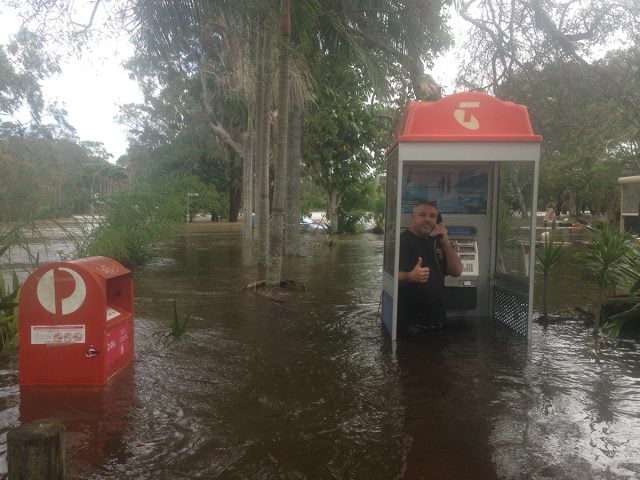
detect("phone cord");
top-left (433, 239), bottom-right (444, 276)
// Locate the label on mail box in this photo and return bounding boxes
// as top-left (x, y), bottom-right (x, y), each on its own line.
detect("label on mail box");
top-left (106, 324), bottom-right (129, 365)
top-left (31, 325), bottom-right (85, 344)
top-left (106, 306), bottom-right (121, 321)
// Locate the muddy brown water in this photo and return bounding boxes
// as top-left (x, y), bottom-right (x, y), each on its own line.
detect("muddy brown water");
top-left (1, 221), bottom-right (640, 479)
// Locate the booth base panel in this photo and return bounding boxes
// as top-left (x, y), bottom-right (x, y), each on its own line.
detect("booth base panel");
top-left (493, 286), bottom-right (528, 336)
top-left (439, 315), bottom-right (529, 337)
top-left (444, 286), bottom-right (477, 310)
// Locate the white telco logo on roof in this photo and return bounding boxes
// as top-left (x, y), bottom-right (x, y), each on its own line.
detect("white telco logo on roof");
top-left (454, 102), bottom-right (481, 130)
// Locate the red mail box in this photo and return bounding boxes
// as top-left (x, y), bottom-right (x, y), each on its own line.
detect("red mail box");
top-left (18, 256), bottom-right (134, 386)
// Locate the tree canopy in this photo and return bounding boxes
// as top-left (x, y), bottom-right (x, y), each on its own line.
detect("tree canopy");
top-left (2, 0), bottom-right (640, 253)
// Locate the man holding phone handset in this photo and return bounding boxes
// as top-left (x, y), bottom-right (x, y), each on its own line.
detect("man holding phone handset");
top-left (398, 200), bottom-right (463, 335)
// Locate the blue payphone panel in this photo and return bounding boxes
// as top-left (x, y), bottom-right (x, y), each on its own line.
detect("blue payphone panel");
top-left (445, 226), bottom-right (478, 309)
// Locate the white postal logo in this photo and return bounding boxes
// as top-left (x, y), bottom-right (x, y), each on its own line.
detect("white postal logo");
top-left (36, 267), bottom-right (87, 315)
top-left (453, 101), bottom-right (480, 130)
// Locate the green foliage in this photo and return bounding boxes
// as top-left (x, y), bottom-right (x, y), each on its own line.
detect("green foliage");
top-left (496, 203), bottom-right (521, 274)
top-left (300, 179), bottom-right (327, 213)
top-left (337, 178), bottom-right (384, 233)
top-left (302, 53), bottom-right (392, 230)
top-left (167, 299), bottom-right (190, 339)
top-left (0, 271), bottom-right (20, 353)
top-left (0, 27), bottom-right (60, 121)
top-left (0, 135), bottom-right (120, 222)
top-left (169, 174), bottom-right (228, 220)
top-left (577, 222), bottom-right (633, 332)
top-left (499, 57), bottom-right (635, 217)
top-left (66, 180), bottom-right (184, 267)
top-left (535, 236), bottom-right (565, 320)
top-left (578, 223), bottom-right (631, 293)
top-left (120, 128), bottom-right (236, 218)
top-left (0, 226), bottom-right (22, 354)
top-left (601, 248), bottom-right (640, 337)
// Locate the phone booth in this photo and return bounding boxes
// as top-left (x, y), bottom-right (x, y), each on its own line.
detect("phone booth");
top-left (381, 92), bottom-right (542, 340)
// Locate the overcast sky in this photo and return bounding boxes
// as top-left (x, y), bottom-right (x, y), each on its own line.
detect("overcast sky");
top-left (43, 40), bottom-right (142, 160)
top-left (1, 6), bottom-right (142, 162)
top-left (32, 50), bottom-right (458, 163)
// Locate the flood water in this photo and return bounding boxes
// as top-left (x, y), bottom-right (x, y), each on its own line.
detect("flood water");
top-left (1, 221), bottom-right (640, 479)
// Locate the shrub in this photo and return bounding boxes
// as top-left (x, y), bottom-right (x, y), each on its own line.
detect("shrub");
top-left (535, 235), bottom-right (565, 321)
top-left (577, 222), bottom-right (632, 334)
top-left (65, 182), bottom-right (183, 267)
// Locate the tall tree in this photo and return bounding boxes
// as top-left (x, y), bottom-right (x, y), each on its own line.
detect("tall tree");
top-left (0, 27), bottom-right (60, 121)
top-left (267, 0), bottom-right (291, 285)
top-left (303, 52), bottom-right (389, 233)
top-left (7, 0), bottom-right (452, 286)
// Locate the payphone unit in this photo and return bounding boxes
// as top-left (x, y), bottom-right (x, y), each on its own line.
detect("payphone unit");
top-left (445, 226), bottom-right (479, 310)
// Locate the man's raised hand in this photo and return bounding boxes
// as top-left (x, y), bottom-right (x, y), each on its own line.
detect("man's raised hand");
top-left (411, 256), bottom-right (430, 283)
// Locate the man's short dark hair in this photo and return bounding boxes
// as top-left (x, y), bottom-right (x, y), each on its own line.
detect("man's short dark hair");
top-left (413, 200), bottom-right (438, 212)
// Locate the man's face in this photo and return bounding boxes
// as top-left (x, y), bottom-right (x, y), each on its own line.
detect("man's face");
top-left (411, 204), bottom-right (438, 237)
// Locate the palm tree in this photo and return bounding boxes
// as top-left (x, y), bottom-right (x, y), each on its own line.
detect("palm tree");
top-left (267, 0), bottom-right (291, 285)
top-left (254, 6), bottom-right (275, 269)
top-left (122, 0), bottom-right (452, 286)
top-left (535, 235), bottom-right (564, 322)
top-left (578, 223), bottom-right (632, 334)
top-left (601, 250), bottom-right (640, 337)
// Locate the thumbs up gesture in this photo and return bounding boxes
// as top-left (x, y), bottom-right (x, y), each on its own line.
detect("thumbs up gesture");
top-left (409, 256), bottom-right (430, 283)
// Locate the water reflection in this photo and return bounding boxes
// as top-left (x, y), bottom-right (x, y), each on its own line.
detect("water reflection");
top-left (0, 222), bottom-right (639, 479)
top-left (19, 368), bottom-right (135, 477)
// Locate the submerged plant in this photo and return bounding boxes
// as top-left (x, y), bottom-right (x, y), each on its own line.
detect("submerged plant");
top-left (0, 269), bottom-right (20, 354)
top-left (168, 299), bottom-right (191, 339)
top-left (577, 223), bottom-right (632, 334)
top-left (496, 203), bottom-right (520, 274)
top-left (535, 235), bottom-right (565, 321)
top-left (60, 182), bottom-right (183, 267)
top-left (601, 247), bottom-right (640, 337)
top-left (0, 224), bottom-right (33, 353)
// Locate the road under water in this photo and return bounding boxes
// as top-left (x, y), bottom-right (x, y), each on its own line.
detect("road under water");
top-left (1, 221), bottom-right (640, 479)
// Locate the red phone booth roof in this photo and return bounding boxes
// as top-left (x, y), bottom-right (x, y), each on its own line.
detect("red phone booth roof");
top-left (394, 92), bottom-right (542, 144)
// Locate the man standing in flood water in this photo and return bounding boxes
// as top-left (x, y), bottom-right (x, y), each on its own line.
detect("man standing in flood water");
top-left (398, 201), bottom-right (462, 335)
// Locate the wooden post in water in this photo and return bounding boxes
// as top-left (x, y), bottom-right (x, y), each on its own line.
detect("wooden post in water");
top-left (7, 419), bottom-right (65, 479)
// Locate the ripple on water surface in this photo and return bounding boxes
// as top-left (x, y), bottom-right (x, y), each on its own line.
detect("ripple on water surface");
top-left (1, 224), bottom-right (640, 479)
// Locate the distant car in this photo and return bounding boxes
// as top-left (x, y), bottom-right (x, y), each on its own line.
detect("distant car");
top-left (300, 217), bottom-right (328, 232)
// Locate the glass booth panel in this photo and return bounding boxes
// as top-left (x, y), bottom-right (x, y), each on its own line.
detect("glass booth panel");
top-left (496, 162), bottom-right (535, 278)
top-left (494, 161), bottom-right (535, 336)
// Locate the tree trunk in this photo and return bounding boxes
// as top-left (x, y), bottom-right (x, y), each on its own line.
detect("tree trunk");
top-left (242, 130), bottom-right (254, 239)
top-left (267, 0), bottom-right (290, 286)
top-left (229, 183), bottom-right (241, 222)
top-left (285, 96), bottom-right (302, 256)
top-left (403, 0), bottom-right (442, 101)
top-left (517, 184), bottom-right (528, 219)
top-left (328, 188), bottom-right (340, 234)
top-left (255, 17), bottom-right (274, 268)
top-left (568, 190), bottom-right (577, 217)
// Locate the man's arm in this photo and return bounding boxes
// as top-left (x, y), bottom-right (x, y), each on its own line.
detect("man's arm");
top-left (440, 238), bottom-right (462, 277)
top-left (431, 224), bottom-right (463, 277)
